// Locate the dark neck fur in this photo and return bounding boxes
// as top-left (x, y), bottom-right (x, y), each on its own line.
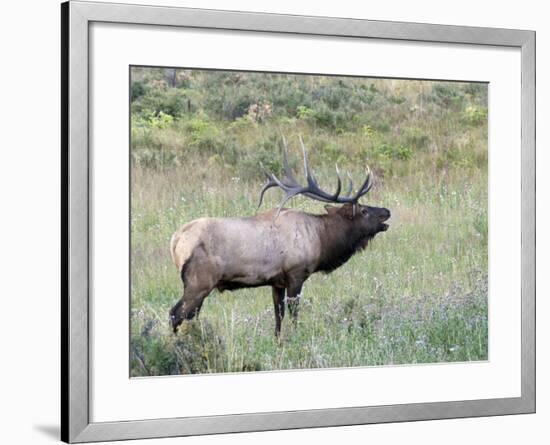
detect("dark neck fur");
top-left (315, 214), bottom-right (373, 273)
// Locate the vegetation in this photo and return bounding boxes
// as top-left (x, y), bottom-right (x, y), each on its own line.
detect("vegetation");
top-left (130, 67), bottom-right (488, 376)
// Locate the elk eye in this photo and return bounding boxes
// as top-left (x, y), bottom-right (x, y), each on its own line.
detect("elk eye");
top-left (361, 208), bottom-right (368, 215)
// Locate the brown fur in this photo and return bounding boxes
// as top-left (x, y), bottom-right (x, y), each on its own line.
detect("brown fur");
top-left (169, 202), bottom-right (390, 336)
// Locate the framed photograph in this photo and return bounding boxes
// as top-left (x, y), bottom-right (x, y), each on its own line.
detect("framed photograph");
top-left (61, 1), bottom-right (535, 442)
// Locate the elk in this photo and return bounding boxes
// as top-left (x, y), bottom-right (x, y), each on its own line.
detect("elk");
top-left (169, 137), bottom-right (391, 336)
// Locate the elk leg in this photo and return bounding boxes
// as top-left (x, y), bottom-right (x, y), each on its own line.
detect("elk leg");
top-left (170, 251), bottom-right (219, 333)
top-left (169, 286), bottom-right (211, 333)
top-left (286, 282), bottom-right (303, 322)
top-left (272, 286), bottom-right (285, 337)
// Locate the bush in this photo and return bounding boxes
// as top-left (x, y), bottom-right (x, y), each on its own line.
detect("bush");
top-left (296, 105), bottom-right (314, 119)
top-left (369, 117), bottom-right (391, 133)
top-left (131, 80), bottom-right (147, 101)
top-left (129, 69), bottom-right (487, 182)
top-left (130, 318), bottom-right (225, 376)
top-left (239, 138), bottom-right (283, 180)
top-left (148, 111), bottom-right (173, 129)
top-left (180, 113), bottom-right (235, 161)
top-left (403, 126), bottom-right (429, 149)
top-left (463, 106), bottom-right (488, 125)
top-left (389, 94), bottom-right (406, 104)
top-left (132, 87), bottom-right (190, 118)
top-left (430, 83), bottom-right (465, 108)
top-left (375, 142), bottom-right (413, 160)
top-left (362, 125), bottom-right (377, 138)
top-left (310, 104), bottom-right (348, 131)
top-left (464, 83), bottom-right (488, 104)
top-left (183, 113), bottom-right (216, 143)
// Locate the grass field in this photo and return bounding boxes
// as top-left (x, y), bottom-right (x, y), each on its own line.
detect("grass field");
top-left (129, 68), bottom-right (488, 376)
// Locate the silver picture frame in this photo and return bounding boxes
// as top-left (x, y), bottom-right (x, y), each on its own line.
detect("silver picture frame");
top-left (61, 1), bottom-right (535, 442)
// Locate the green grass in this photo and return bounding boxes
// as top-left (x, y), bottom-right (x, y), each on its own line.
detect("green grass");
top-left (129, 69), bottom-right (488, 376)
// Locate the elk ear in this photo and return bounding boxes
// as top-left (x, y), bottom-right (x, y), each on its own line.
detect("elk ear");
top-left (324, 205), bottom-right (339, 215)
top-left (339, 203), bottom-right (355, 220)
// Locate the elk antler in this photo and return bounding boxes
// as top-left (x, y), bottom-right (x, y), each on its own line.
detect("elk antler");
top-left (257, 136), bottom-right (373, 218)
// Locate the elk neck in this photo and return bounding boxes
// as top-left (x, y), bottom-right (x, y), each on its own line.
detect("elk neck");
top-left (315, 212), bottom-right (372, 273)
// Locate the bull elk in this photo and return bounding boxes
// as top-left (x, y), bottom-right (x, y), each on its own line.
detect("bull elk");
top-left (169, 137), bottom-right (391, 336)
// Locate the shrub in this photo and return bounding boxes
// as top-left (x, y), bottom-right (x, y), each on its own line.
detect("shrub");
top-left (183, 113), bottom-right (216, 143)
top-left (430, 83), bottom-right (465, 108)
top-left (389, 94), bottom-right (406, 104)
top-left (239, 137), bottom-right (285, 180)
top-left (130, 318), bottom-right (225, 376)
top-left (148, 111), bottom-right (174, 129)
top-left (311, 104), bottom-right (348, 131)
top-left (375, 142), bottom-right (413, 160)
top-left (463, 83), bottom-right (488, 104)
top-left (463, 106), bottom-right (488, 125)
top-left (296, 105), bottom-right (314, 119)
top-left (131, 80), bottom-right (147, 101)
top-left (362, 125), bottom-right (377, 139)
top-left (204, 83), bottom-right (255, 120)
top-left (403, 126), bottom-right (429, 149)
top-left (369, 117), bottom-right (391, 133)
top-left (228, 115), bottom-right (258, 132)
top-left (132, 87), bottom-right (190, 118)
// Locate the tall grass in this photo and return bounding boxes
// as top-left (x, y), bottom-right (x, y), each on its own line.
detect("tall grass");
top-left (130, 68), bottom-right (488, 376)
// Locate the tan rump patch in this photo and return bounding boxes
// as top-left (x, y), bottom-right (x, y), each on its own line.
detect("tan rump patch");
top-left (170, 219), bottom-right (206, 271)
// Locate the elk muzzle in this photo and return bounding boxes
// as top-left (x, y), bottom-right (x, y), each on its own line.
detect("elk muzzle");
top-left (375, 207), bottom-right (391, 231)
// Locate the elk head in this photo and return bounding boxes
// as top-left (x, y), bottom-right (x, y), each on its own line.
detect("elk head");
top-left (258, 136), bottom-right (390, 232)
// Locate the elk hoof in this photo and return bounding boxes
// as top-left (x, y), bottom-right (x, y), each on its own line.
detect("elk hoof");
top-left (169, 314), bottom-right (180, 333)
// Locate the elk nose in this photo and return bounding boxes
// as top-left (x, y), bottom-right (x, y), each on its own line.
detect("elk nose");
top-left (380, 208), bottom-right (391, 221)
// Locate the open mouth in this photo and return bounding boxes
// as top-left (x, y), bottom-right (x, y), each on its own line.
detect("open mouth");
top-left (379, 213), bottom-right (390, 231)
